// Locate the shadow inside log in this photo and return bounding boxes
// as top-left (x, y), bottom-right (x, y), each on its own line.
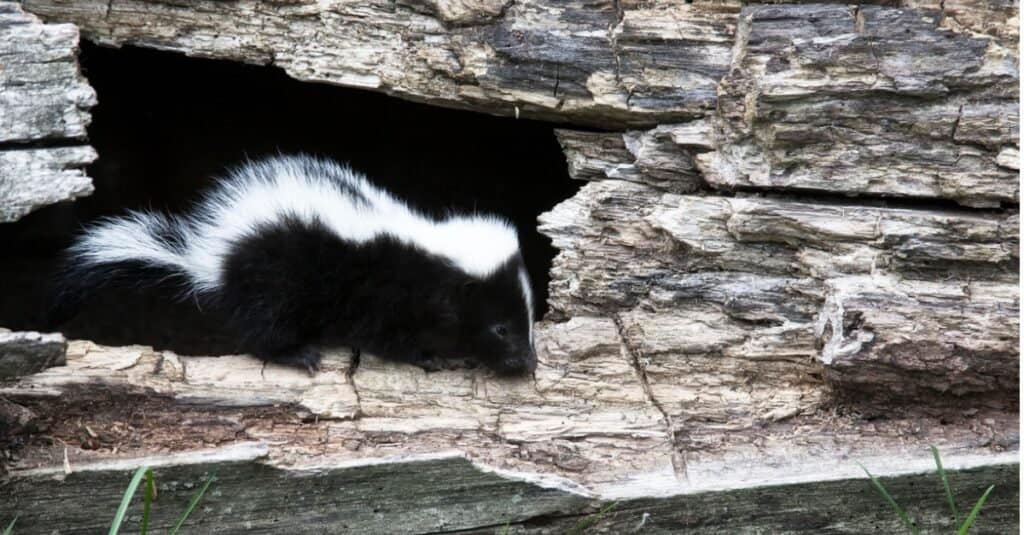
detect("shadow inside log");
top-left (0, 42), bottom-right (580, 356)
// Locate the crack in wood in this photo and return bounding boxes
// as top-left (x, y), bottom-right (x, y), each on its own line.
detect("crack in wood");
top-left (611, 313), bottom-right (685, 481)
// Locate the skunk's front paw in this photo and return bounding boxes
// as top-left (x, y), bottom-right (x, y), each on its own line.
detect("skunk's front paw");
top-left (411, 350), bottom-right (445, 373)
top-left (299, 347), bottom-right (323, 376)
top-left (271, 346), bottom-right (322, 376)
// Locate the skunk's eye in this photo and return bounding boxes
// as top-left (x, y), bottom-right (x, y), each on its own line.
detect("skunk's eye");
top-left (492, 325), bottom-right (509, 338)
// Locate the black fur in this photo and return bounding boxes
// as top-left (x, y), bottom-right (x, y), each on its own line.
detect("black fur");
top-left (216, 215), bottom-right (534, 375)
top-left (50, 216), bottom-right (537, 376)
top-left (47, 256), bottom-right (189, 330)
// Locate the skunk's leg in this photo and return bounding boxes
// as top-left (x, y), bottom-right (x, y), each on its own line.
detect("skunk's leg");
top-left (410, 350), bottom-right (445, 373)
top-left (255, 345), bottom-right (323, 376)
top-left (221, 300), bottom-right (322, 374)
top-left (238, 321), bottom-right (323, 375)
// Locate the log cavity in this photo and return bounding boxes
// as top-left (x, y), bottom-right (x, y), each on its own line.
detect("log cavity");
top-left (0, 43), bottom-right (579, 354)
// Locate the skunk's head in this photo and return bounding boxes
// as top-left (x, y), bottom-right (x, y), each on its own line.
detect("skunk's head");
top-left (457, 255), bottom-right (537, 376)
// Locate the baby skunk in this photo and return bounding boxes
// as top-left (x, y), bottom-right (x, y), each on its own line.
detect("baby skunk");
top-left (50, 155), bottom-right (537, 376)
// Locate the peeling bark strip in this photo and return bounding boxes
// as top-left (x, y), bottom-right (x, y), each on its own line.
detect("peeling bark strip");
top-left (0, 3), bottom-right (96, 222)
top-left (1, 451), bottom-right (1018, 534)
top-left (703, 4), bottom-right (1019, 207)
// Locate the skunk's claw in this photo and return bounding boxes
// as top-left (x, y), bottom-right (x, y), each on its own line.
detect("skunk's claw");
top-left (294, 347), bottom-right (323, 376)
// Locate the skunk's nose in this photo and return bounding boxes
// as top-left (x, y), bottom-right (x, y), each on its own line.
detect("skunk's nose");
top-left (500, 358), bottom-right (528, 375)
top-left (501, 348), bottom-right (537, 375)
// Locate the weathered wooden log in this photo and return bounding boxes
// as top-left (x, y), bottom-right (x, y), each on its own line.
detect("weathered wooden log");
top-left (817, 276), bottom-right (1019, 398)
top-left (2, 330), bottom-right (1017, 500)
top-left (0, 448), bottom-right (1016, 534)
top-left (22, 1), bottom-right (1018, 207)
top-left (20, 0), bottom-right (741, 128)
top-left (539, 179), bottom-right (1018, 404)
top-left (0, 3), bottom-right (96, 222)
top-left (541, 181), bottom-right (1018, 308)
top-left (702, 4), bottom-right (1018, 207)
top-left (4, 0), bottom-right (1019, 531)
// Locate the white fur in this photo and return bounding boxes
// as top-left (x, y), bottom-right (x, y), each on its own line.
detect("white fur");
top-left (518, 267), bottom-right (535, 344)
top-left (74, 155), bottom-right (524, 294)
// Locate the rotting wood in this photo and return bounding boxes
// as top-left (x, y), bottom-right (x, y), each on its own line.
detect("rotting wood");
top-left (19, 1), bottom-right (1019, 207)
top-left (703, 4), bottom-right (1018, 207)
top-left (905, 0), bottom-right (1020, 46)
top-left (3, 0), bottom-right (1019, 529)
top-left (0, 3), bottom-right (96, 223)
top-left (0, 147), bottom-right (97, 223)
top-left (0, 3), bottom-right (94, 144)
top-left (539, 179), bottom-right (1018, 406)
top-left (0, 329), bottom-right (66, 381)
top-left (21, 0), bottom-right (741, 128)
top-left (1, 334), bottom-right (1016, 502)
top-left (555, 121), bottom-right (713, 193)
top-left (0, 444), bottom-right (1017, 534)
top-left (817, 276), bottom-right (1019, 398)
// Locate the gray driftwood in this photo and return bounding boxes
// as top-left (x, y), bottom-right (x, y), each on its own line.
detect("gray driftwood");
top-left (3, 0), bottom-right (1020, 532)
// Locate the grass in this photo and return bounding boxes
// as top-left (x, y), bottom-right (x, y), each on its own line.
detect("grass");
top-left (860, 446), bottom-right (995, 534)
top-left (107, 466), bottom-right (217, 535)
top-left (170, 472), bottom-right (218, 534)
top-left (4, 467), bottom-right (215, 535)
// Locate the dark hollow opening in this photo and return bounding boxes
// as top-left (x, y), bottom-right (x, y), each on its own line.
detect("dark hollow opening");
top-left (0, 42), bottom-right (580, 356)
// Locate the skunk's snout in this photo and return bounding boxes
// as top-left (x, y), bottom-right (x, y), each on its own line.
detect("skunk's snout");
top-left (498, 346), bottom-right (537, 376)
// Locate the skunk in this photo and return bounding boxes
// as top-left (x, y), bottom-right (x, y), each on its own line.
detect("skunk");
top-left (50, 155), bottom-right (537, 376)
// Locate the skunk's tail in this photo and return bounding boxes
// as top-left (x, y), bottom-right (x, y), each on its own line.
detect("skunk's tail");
top-left (46, 211), bottom-right (195, 328)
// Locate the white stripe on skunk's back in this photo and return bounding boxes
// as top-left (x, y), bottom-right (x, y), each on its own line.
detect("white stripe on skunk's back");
top-left (76, 156), bottom-right (522, 294)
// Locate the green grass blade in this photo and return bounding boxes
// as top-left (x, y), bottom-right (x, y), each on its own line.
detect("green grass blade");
top-left (109, 466), bottom-right (151, 535)
top-left (930, 445), bottom-right (960, 526)
top-left (858, 463), bottom-right (919, 535)
top-left (2, 517), bottom-right (17, 535)
top-left (957, 485), bottom-right (995, 535)
top-left (169, 473), bottom-right (217, 535)
top-left (140, 468), bottom-right (155, 535)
